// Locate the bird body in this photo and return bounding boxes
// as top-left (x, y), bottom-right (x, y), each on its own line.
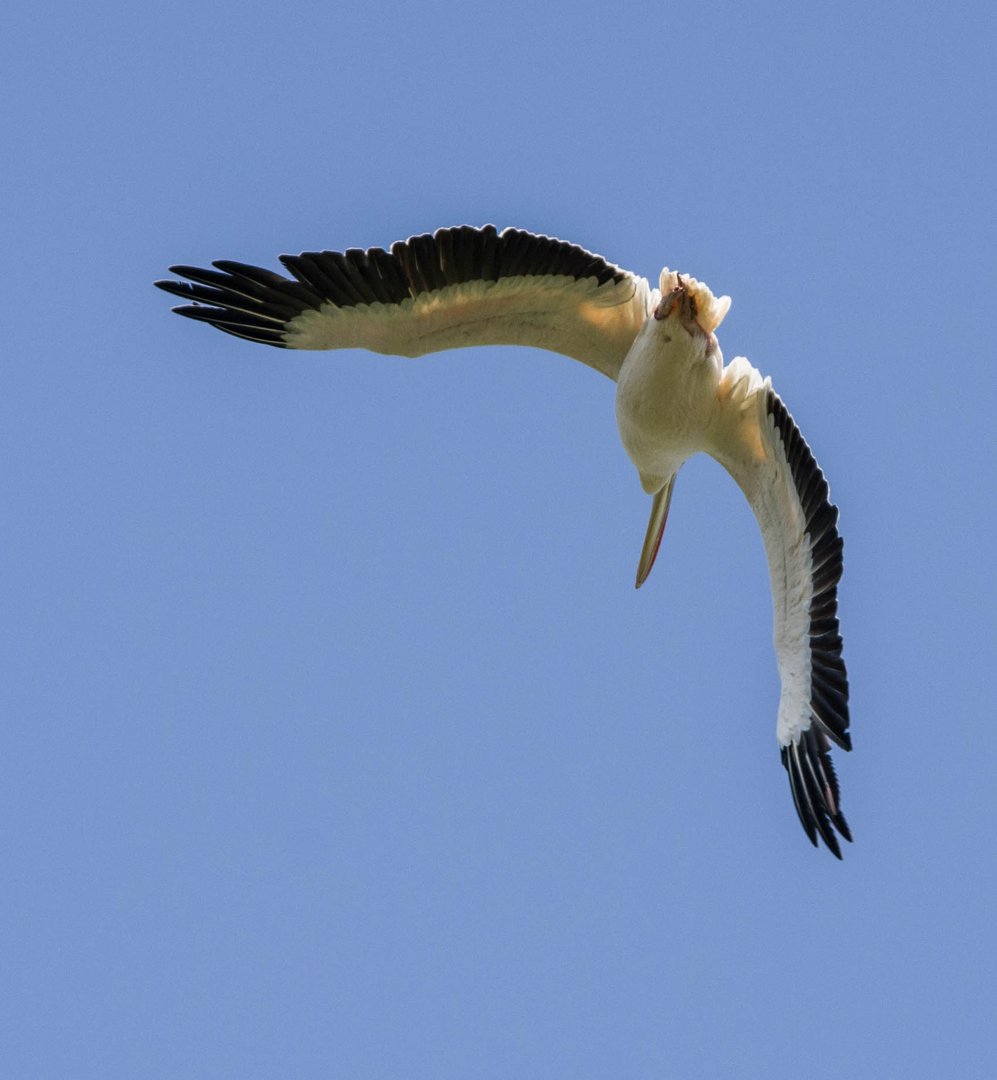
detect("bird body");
top-left (616, 270), bottom-right (729, 494)
top-left (157, 225), bottom-right (852, 857)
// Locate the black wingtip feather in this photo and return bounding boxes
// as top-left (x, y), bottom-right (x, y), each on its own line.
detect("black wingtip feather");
top-left (782, 734), bottom-right (851, 859)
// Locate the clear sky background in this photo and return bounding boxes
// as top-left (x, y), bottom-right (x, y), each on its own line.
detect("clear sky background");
top-left (4, 2), bottom-right (995, 1077)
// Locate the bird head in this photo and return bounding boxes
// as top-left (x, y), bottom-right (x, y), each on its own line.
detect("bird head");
top-left (653, 270), bottom-right (731, 341)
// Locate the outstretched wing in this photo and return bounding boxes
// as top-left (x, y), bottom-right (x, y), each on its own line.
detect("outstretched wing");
top-left (709, 359), bottom-right (852, 857)
top-left (155, 225), bottom-right (652, 381)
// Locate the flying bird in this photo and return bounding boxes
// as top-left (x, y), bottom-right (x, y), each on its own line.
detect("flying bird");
top-left (156, 224), bottom-right (852, 857)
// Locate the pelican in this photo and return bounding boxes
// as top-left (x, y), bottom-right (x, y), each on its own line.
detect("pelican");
top-left (156, 224), bottom-right (852, 857)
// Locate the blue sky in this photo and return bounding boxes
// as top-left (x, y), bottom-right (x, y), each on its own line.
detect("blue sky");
top-left (4, 1), bottom-right (996, 1076)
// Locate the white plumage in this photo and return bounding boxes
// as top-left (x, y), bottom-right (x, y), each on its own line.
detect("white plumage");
top-left (157, 224), bottom-right (852, 857)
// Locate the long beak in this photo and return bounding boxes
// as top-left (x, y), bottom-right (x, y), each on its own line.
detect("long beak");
top-left (635, 476), bottom-right (676, 589)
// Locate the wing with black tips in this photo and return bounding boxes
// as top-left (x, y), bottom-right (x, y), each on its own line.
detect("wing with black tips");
top-left (710, 358), bottom-right (852, 857)
top-left (156, 225), bottom-right (652, 381)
